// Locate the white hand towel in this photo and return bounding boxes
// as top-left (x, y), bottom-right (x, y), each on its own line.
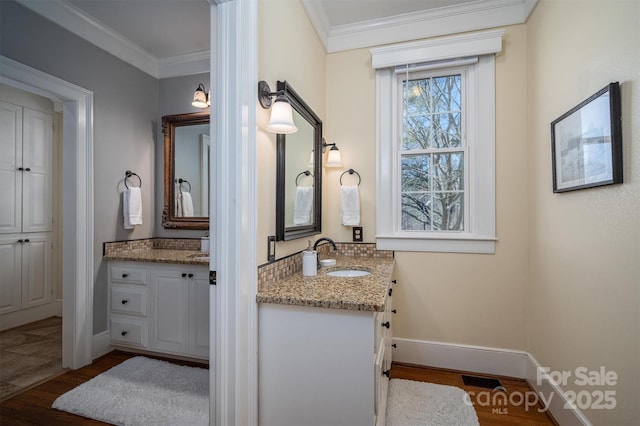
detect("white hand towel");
top-left (122, 190), bottom-right (134, 229)
top-left (293, 186), bottom-right (314, 225)
top-left (341, 185), bottom-right (360, 226)
top-left (127, 187), bottom-right (143, 226)
top-left (181, 191), bottom-right (194, 217)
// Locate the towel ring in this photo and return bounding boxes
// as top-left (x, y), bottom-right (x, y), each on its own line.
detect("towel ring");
top-left (177, 178), bottom-right (191, 193)
top-left (124, 170), bottom-right (142, 188)
top-left (295, 170), bottom-right (314, 187)
top-left (339, 168), bottom-right (361, 186)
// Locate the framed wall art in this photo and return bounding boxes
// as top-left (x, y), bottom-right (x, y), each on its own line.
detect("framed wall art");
top-left (551, 82), bottom-right (623, 193)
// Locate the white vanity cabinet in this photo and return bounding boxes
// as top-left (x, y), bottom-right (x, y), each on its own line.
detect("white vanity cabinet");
top-left (258, 279), bottom-right (394, 426)
top-left (108, 261), bottom-right (210, 359)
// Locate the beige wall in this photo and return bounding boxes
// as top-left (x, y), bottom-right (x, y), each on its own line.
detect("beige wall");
top-left (527, 1), bottom-right (640, 423)
top-left (325, 26), bottom-right (530, 350)
top-left (257, 0), bottom-right (327, 264)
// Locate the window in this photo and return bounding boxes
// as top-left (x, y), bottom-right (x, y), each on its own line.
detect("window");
top-left (372, 30), bottom-right (504, 253)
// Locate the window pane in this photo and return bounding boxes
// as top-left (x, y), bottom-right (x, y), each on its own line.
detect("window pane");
top-left (402, 115), bottom-right (430, 150)
top-left (404, 79), bottom-right (429, 115)
top-left (432, 112), bottom-right (461, 148)
top-left (432, 75), bottom-right (461, 113)
top-left (432, 192), bottom-right (464, 231)
top-left (401, 154), bottom-right (430, 191)
top-left (433, 153), bottom-right (464, 191)
top-left (402, 193), bottom-right (431, 230)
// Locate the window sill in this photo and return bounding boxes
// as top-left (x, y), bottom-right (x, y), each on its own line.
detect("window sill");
top-left (375, 234), bottom-right (496, 254)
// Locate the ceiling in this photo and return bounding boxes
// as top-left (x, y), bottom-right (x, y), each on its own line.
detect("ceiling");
top-left (17, 0), bottom-right (536, 77)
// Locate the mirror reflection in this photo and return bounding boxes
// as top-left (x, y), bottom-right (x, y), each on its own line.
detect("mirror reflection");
top-left (162, 111), bottom-right (210, 230)
top-left (275, 81), bottom-right (322, 241)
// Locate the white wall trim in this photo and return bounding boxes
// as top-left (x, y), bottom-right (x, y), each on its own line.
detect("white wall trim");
top-left (92, 330), bottom-right (112, 360)
top-left (393, 337), bottom-right (592, 425)
top-left (0, 55), bottom-right (95, 370)
top-left (15, 0), bottom-right (209, 79)
top-left (393, 337), bottom-right (528, 379)
top-left (301, 0), bottom-right (536, 53)
top-left (0, 302), bottom-right (62, 332)
top-left (212, 0), bottom-right (259, 425)
top-left (526, 354), bottom-right (592, 426)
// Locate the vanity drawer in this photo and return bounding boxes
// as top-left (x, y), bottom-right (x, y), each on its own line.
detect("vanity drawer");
top-left (110, 265), bottom-right (147, 285)
top-left (111, 287), bottom-right (146, 316)
top-left (110, 316), bottom-right (147, 347)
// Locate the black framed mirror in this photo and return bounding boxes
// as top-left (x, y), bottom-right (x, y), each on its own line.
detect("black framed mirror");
top-left (275, 81), bottom-right (322, 241)
top-left (162, 111), bottom-right (210, 230)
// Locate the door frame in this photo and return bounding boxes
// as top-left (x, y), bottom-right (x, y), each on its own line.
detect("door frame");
top-left (0, 55), bottom-right (94, 369)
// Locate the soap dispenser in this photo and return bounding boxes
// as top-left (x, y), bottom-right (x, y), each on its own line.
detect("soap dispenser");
top-left (302, 240), bottom-right (317, 277)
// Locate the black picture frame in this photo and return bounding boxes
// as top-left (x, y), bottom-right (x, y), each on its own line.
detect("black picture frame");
top-left (551, 82), bottom-right (623, 193)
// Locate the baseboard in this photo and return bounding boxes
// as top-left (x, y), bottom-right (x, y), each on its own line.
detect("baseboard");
top-left (0, 301), bottom-right (62, 331)
top-left (526, 353), bottom-right (591, 426)
top-left (392, 337), bottom-right (528, 378)
top-left (92, 330), bottom-right (113, 359)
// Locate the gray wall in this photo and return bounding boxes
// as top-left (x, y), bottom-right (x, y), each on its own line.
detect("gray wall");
top-left (156, 74), bottom-right (210, 238)
top-left (1, 0), bottom-right (158, 334)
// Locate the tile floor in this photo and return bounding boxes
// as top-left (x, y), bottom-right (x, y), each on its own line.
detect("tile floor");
top-left (0, 316), bottom-right (65, 401)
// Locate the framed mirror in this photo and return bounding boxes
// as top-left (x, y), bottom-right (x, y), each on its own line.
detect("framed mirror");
top-left (162, 111), bottom-right (210, 230)
top-left (276, 81), bottom-right (323, 241)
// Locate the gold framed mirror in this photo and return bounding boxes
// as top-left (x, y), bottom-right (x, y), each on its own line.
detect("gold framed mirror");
top-left (162, 111), bottom-right (210, 230)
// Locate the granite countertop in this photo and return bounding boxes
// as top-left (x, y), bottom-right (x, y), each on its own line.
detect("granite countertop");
top-left (256, 256), bottom-right (395, 312)
top-left (104, 249), bottom-right (209, 266)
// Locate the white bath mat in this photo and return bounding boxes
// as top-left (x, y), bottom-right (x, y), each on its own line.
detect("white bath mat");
top-left (52, 356), bottom-right (208, 426)
top-left (386, 379), bottom-right (479, 426)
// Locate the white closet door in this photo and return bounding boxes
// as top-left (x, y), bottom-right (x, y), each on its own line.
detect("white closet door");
top-left (22, 107), bottom-right (52, 233)
top-left (0, 102), bottom-right (22, 234)
top-left (21, 233), bottom-right (51, 309)
top-left (0, 235), bottom-right (22, 314)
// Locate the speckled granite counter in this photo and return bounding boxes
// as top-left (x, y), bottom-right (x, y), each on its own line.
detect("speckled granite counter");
top-left (103, 238), bottom-right (209, 266)
top-left (256, 256), bottom-right (395, 312)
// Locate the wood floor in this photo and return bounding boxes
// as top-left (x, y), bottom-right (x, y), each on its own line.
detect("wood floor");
top-left (0, 350), bottom-right (207, 425)
top-left (0, 317), bottom-right (65, 401)
top-left (391, 362), bottom-right (557, 425)
top-left (1, 349), bottom-right (556, 425)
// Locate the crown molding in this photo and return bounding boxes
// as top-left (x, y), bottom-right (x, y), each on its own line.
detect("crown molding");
top-left (306, 0), bottom-right (538, 53)
top-left (15, 0), bottom-right (210, 79)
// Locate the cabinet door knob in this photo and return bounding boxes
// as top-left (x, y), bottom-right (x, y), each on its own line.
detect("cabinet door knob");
top-left (391, 279), bottom-right (397, 284)
top-left (392, 309), bottom-right (397, 314)
top-left (24, 239), bottom-right (30, 243)
top-left (392, 343), bottom-right (397, 348)
top-left (17, 239), bottom-right (23, 243)
top-left (382, 369), bottom-right (390, 378)
top-left (381, 321), bottom-right (390, 329)
top-left (388, 288), bottom-right (393, 297)
top-left (122, 273), bottom-right (128, 278)
top-left (121, 299), bottom-right (128, 305)
top-left (121, 330), bottom-right (128, 336)
top-left (17, 167), bottom-right (23, 171)
top-left (188, 273), bottom-right (194, 278)
top-left (181, 273), bottom-right (187, 278)
top-left (25, 167), bottom-right (31, 172)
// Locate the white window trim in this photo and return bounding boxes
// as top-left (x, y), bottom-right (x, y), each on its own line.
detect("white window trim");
top-left (372, 30), bottom-right (504, 254)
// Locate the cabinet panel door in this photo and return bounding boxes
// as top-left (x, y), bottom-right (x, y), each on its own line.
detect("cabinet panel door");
top-left (149, 271), bottom-right (189, 353)
top-left (189, 275), bottom-right (210, 357)
top-left (22, 108), bottom-right (52, 233)
top-left (21, 234), bottom-right (51, 308)
top-left (0, 236), bottom-right (22, 314)
top-left (0, 102), bottom-right (22, 234)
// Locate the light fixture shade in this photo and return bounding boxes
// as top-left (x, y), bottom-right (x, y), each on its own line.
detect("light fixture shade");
top-left (192, 84), bottom-right (208, 108)
top-left (266, 97), bottom-right (298, 134)
top-left (325, 146), bottom-right (343, 167)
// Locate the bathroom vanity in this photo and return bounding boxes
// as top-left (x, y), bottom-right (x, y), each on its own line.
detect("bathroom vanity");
top-left (257, 256), bottom-right (395, 426)
top-left (104, 239), bottom-right (211, 360)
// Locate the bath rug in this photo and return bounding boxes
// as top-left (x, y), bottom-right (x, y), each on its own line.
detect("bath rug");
top-left (52, 356), bottom-right (208, 426)
top-left (386, 378), bottom-right (479, 426)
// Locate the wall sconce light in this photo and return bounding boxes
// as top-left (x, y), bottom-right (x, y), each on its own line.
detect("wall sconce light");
top-left (322, 139), bottom-right (343, 167)
top-left (192, 83), bottom-right (210, 109)
top-left (258, 81), bottom-right (298, 134)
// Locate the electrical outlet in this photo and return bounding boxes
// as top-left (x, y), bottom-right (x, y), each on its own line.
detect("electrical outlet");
top-left (352, 226), bottom-right (363, 242)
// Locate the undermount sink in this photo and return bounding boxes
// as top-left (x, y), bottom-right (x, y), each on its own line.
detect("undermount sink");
top-left (326, 269), bottom-right (371, 278)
